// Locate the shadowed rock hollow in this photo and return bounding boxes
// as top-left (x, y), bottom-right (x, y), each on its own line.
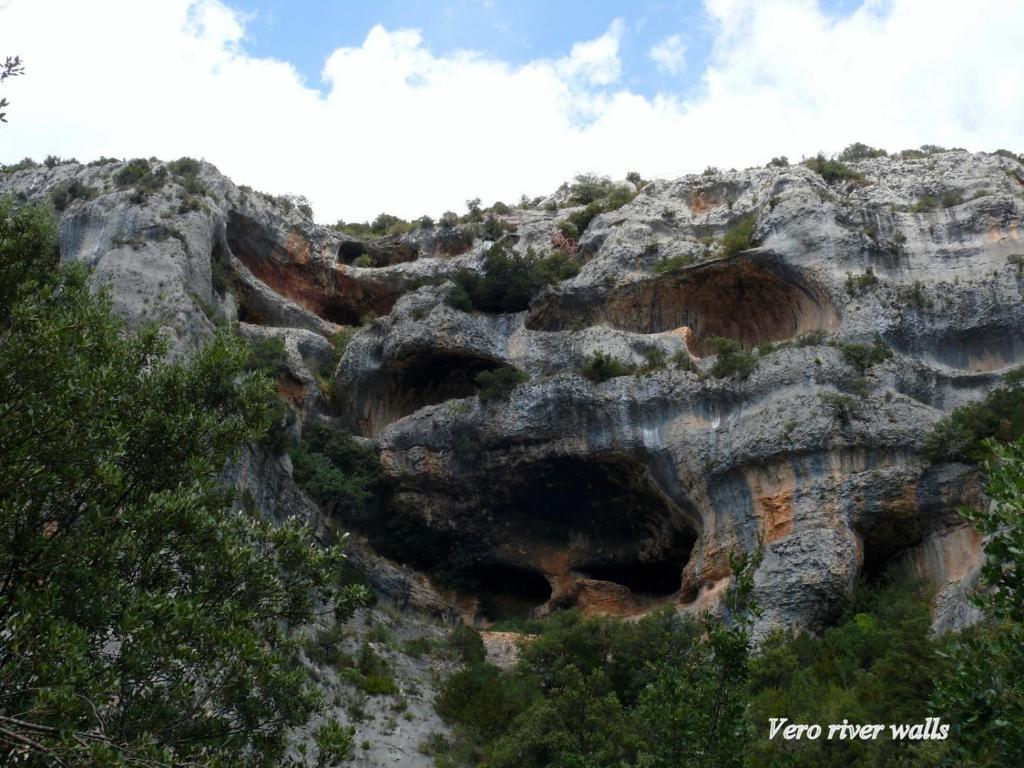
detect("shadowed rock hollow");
top-left (527, 253), bottom-right (840, 355)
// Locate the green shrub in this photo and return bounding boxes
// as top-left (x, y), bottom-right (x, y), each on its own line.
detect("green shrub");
top-left (893, 280), bottom-right (933, 309)
top-left (838, 142), bottom-right (888, 161)
top-left (452, 426), bottom-right (483, 467)
top-left (113, 158), bottom-right (153, 187)
top-left (345, 642), bottom-right (398, 695)
top-left (707, 335), bottom-right (757, 379)
top-left (49, 178), bottom-right (98, 211)
top-left (846, 267), bottom-right (880, 295)
top-left (993, 148), bottom-right (1024, 163)
top-left (244, 334), bottom-right (286, 376)
top-left (838, 335), bottom-right (893, 373)
top-left (796, 329), bottom-right (830, 346)
top-left (1009, 253), bottom-right (1024, 273)
top-left (167, 156), bottom-right (201, 177)
top-left (803, 154), bottom-right (867, 184)
top-left (567, 173), bottom-right (614, 205)
top-left (911, 190), bottom-right (964, 213)
top-left (403, 637), bottom-right (438, 659)
top-left (290, 424), bottom-right (386, 521)
top-left (672, 350), bottom-right (697, 372)
top-left (581, 351), bottom-right (635, 383)
top-left (313, 721), bottom-right (355, 765)
top-left (332, 219), bottom-right (374, 238)
top-left (559, 176), bottom-right (635, 239)
top-left (558, 201), bottom-right (602, 240)
top-left (451, 244), bottom-right (578, 314)
top-left (449, 623), bottom-right (486, 664)
top-left (767, 155), bottom-right (789, 168)
top-left (439, 210), bottom-right (460, 228)
top-left (924, 373), bottom-right (1024, 463)
top-left (719, 213), bottom-right (757, 258)
top-left (821, 391), bottom-right (860, 424)
top-left (640, 347), bottom-right (667, 372)
top-left (475, 366), bottom-right (528, 401)
top-left (447, 281), bottom-right (473, 312)
top-left (1, 157), bottom-right (38, 173)
top-left (353, 254), bottom-right (375, 268)
top-left (114, 158), bottom-right (167, 203)
top-left (653, 254), bottom-right (695, 274)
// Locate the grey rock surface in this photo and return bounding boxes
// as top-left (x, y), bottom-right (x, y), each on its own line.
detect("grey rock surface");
top-left (4, 150), bottom-right (1021, 644)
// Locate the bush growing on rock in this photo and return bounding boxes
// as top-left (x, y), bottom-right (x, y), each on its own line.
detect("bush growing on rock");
top-left (838, 142), bottom-right (888, 161)
top-left (581, 351), bottom-right (635, 383)
top-left (924, 372), bottom-right (1024, 463)
top-left (114, 157), bottom-right (168, 203)
top-left (838, 335), bottom-right (893, 374)
top-left (48, 177), bottom-right (97, 211)
top-left (653, 254), bottom-right (695, 274)
top-left (846, 267), bottom-right (880, 295)
top-left (707, 335), bottom-right (757, 379)
top-left (475, 366), bottom-right (529, 401)
top-left (290, 423), bottom-right (386, 521)
top-left (803, 154), bottom-right (867, 184)
top-left (719, 213), bottom-right (757, 258)
top-left (567, 173), bottom-right (615, 205)
top-left (450, 243), bottom-right (579, 314)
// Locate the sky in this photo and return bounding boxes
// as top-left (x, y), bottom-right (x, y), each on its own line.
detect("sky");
top-left (0, 0), bottom-right (1022, 222)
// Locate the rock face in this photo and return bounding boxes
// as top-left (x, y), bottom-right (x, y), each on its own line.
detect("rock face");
top-left (4, 150), bottom-right (1022, 639)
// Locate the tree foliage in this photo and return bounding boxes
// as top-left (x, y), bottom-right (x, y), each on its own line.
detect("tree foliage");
top-left (0, 55), bottom-right (24, 124)
top-left (449, 243), bottom-right (579, 314)
top-left (932, 438), bottom-right (1024, 766)
top-left (432, 553), bottom-right (760, 768)
top-left (0, 197), bottom-right (366, 767)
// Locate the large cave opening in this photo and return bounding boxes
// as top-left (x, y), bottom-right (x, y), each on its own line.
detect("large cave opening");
top-left (483, 453), bottom-right (699, 603)
top-left (375, 452), bottom-right (699, 620)
top-left (527, 255), bottom-right (838, 355)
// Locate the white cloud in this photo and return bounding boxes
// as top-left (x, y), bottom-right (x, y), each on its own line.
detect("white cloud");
top-left (556, 17), bottom-right (624, 86)
top-left (649, 34), bottom-right (687, 75)
top-left (1, 1), bottom-right (1023, 222)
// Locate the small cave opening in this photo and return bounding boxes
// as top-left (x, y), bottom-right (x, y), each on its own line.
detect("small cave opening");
top-left (468, 562), bottom-right (553, 620)
top-left (526, 255), bottom-right (838, 355)
top-left (337, 240), bottom-right (367, 264)
top-left (856, 513), bottom-right (924, 581)
top-left (577, 529), bottom-right (695, 597)
top-left (350, 351), bottom-right (505, 436)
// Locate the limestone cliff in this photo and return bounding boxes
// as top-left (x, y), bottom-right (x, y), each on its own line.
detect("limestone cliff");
top-left (4, 149), bottom-right (1022, 639)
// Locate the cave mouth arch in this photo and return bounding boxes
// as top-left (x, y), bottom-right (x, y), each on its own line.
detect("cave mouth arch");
top-left (478, 453), bottom-right (700, 609)
top-left (526, 254), bottom-right (839, 355)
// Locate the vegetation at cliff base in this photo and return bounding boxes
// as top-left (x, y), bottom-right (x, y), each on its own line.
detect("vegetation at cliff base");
top-left (432, 553), bottom-right (760, 768)
top-left (932, 438), bottom-right (1024, 765)
top-left (0, 197), bottom-right (366, 767)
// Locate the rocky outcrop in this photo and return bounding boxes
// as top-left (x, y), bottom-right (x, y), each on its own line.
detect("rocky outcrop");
top-left (4, 150), bottom-right (1022, 638)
